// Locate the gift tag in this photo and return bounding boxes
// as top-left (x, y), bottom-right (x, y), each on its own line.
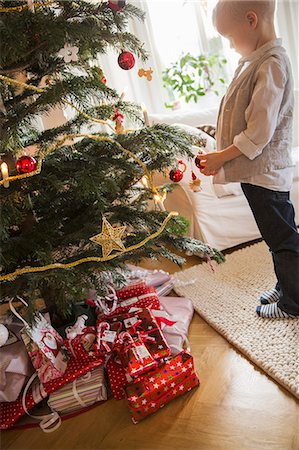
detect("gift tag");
top-left (102, 330), bottom-right (117, 343)
top-left (128, 307), bottom-right (143, 313)
top-left (124, 317), bottom-right (139, 328)
top-left (134, 344), bottom-right (151, 360)
top-left (151, 310), bottom-right (170, 318)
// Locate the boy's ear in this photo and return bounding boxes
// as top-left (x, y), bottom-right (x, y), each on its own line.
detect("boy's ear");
top-left (246, 11), bottom-right (258, 28)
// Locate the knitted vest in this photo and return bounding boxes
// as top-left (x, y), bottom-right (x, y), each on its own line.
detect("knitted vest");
top-left (217, 46), bottom-right (294, 182)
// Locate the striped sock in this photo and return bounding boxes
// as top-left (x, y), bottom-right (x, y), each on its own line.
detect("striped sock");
top-left (256, 303), bottom-right (297, 319)
top-left (260, 288), bottom-right (280, 305)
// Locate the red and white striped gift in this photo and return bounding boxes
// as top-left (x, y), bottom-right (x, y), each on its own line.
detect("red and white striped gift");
top-left (47, 366), bottom-right (107, 415)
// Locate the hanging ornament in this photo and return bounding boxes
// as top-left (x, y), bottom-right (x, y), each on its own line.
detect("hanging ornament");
top-left (118, 51), bottom-right (135, 70)
top-left (0, 324), bottom-right (9, 347)
top-left (189, 171), bottom-right (201, 192)
top-left (138, 67), bottom-right (153, 81)
top-left (195, 151), bottom-right (205, 170)
top-left (108, 0), bottom-right (126, 11)
top-left (90, 217), bottom-right (126, 258)
top-left (169, 160), bottom-right (187, 182)
top-left (102, 75), bottom-right (107, 84)
top-left (58, 43), bottom-right (79, 63)
top-left (112, 107), bottom-right (125, 134)
top-left (15, 155), bottom-right (37, 174)
top-left (38, 75), bottom-right (53, 89)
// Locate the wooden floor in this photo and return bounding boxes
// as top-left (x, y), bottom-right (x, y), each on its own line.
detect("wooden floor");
top-left (2, 254), bottom-right (299, 450)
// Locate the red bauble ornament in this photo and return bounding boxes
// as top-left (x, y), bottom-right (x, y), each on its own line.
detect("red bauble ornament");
top-left (102, 76), bottom-right (107, 84)
top-left (195, 154), bottom-right (204, 169)
top-left (16, 155), bottom-right (37, 174)
top-left (169, 169), bottom-right (184, 183)
top-left (169, 160), bottom-right (187, 182)
top-left (108, 0), bottom-right (126, 11)
top-left (118, 51), bottom-right (135, 70)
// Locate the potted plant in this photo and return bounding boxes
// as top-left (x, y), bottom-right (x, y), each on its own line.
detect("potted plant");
top-left (162, 52), bottom-right (227, 109)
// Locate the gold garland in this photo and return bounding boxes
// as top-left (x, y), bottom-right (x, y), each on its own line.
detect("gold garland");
top-left (0, 1), bottom-right (54, 13)
top-left (0, 133), bottom-right (161, 198)
top-left (0, 76), bottom-right (160, 196)
top-left (0, 212), bottom-right (178, 282)
top-left (0, 69), bottom-right (174, 282)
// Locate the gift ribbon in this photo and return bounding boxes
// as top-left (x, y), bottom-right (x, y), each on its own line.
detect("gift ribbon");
top-left (72, 372), bottom-right (92, 408)
top-left (96, 322), bottom-right (114, 353)
top-left (94, 285), bottom-right (118, 315)
top-left (116, 331), bottom-right (146, 364)
top-left (136, 331), bottom-right (156, 346)
top-left (9, 297), bottom-right (29, 327)
top-left (118, 292), bottom-right (158, 308)
top-left (22, 373), bottom-right (62, 433)
top-left (155, 316), bottom-right (177, 328)
top-left (65, 315), bottom-right (88, 340)
top-left (126, 318), bottom-right (143, 335)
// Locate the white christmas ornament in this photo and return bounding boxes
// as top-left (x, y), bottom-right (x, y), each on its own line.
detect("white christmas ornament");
top-left (0, 324), bottom-right (9, 347)
top-left (58, 43), bottom-right (79, 63)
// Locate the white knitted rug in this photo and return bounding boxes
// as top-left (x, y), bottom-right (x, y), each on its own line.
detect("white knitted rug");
top-left (173, 241), bottom-right (299, 399)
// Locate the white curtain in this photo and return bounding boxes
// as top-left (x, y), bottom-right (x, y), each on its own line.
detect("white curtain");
top-left (97, 0), bottom-right (298, 114)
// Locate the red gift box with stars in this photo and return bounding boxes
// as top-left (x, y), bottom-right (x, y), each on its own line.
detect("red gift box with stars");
top-left (124, 351), bottom-right (200, 423)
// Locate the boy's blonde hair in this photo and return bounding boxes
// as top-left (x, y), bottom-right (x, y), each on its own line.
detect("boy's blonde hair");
top-left (213, 0), bottom-right (276, 24)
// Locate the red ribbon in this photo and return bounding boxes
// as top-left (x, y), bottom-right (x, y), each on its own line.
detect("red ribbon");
top-left (155, 316), bottom-right (176, 328)
top-left (96, 322), bottom-right (111, 353)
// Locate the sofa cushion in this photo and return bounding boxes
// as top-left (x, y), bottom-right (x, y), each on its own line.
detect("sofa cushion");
top-left (149, 106), bottom-right (219, 129)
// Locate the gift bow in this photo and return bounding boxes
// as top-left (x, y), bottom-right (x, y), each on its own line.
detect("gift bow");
top-left (65, 315), bottom-right (88, 340)
top-left (116, 331), bottom-right (148, 364)
top-left (94, 285), bottom-right (118, 315)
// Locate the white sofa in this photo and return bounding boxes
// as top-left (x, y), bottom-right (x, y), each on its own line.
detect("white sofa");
top-left (150, 95), bottom-right (299, 251)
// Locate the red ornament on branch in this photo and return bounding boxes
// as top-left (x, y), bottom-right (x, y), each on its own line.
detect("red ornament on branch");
top-left (195, 152), bottom-right (205, 169)
top-left (118, 51), bottom-right (135, 70)
top-left (169, 160), bottom-right (187, 183)
top-left (15, 155), bottom-right (37, 174)
top-left (108, 0), bottom-right (126, 11)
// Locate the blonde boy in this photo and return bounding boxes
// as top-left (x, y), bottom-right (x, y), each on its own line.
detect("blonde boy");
top-left (198, 0), bottom-right (299, 318)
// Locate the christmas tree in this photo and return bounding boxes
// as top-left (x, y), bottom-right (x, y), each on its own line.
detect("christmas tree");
top-left (0, 0), bottom-right (223, 321)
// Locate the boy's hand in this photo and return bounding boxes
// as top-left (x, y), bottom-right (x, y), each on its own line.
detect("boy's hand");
top-left (197, 152), bottom-right (225, 176)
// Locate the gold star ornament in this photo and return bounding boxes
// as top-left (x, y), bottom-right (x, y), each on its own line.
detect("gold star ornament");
top-left (90, 217), bottom-right (126, 258)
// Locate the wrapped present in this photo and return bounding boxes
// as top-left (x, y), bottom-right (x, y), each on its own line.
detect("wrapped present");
top-left (0, 375), bottom-right (48, 430)
top-left (116, 280), bottom-right (148, 300)
top-left (0, 318), bottom-right (35, 403)
top-left (95, 320), bottom-right (122, 354)
top-left (157, 297), bottom-right (194, 355)
top-left (109, 308), bottom-right (171, 369)
top-left (106, 356), bottom-right (132, 400)
top-left (48, 366), bottom-right (107, 415)
top-left (64, 315), bottom-right (98, 362)
top-left (10, 298), bottom-right (69, 385)
top-left (126, 265), bottom-right (172, 288)
top-left (92, 285), bottom-right (161, 321)
top-left (0, 355), bottom-right (106, 430)
top-left (115, 331), bottom-right (157, 377)
top-left (125, 352), bottom-right (200, 423)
